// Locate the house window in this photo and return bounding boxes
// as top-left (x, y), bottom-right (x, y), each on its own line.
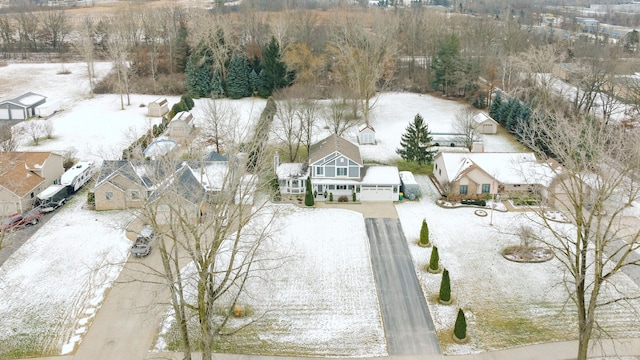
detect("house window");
top-left (328, 185), bottom-right (335, 190)
top-left (482, 184), bottom-right (491, 193)
top-left (439, 169), bottom-right (441, 175)
top-left (337, 167), bottom-right (347, 176)
top-left (30, 192), bottom-right (34, 198)
top-left (106, 191), bottom-right (114, 200)
top-left (459, 185), bottom-right (468, 195)
top-left (130, 190), bottom-right (141, 199)
top-left (337, 185), bottom-right (347, 190)
top-left (316, 167), bottom-right (323, 176)
top-left (292, 180), bottom-right (299, 187)
top-left (435, 164), bottom-right (438, 170)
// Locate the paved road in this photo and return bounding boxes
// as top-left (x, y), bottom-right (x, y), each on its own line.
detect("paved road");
top-left (72, 243), bottom-right (169, 360)
top-left (366, 217), bottom-right (441, 356)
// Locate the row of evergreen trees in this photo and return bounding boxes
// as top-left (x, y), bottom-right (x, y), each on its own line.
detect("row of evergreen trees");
top-left (185, 36), bottom-right (291, 99)
top-left (488, 92), bottom-right (533, 139)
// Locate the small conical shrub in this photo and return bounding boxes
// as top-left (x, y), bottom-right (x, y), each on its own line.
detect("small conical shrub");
top-left (304, 176), bottom-right (314, 206)
top-left (439, 268), bottom-right (451, 304)
top-left (419, 219), bottom-right (430, 246)
top-left (428, 246), bottom-right (440, 273)
top-left (454, 308), bottom-right (467, 341)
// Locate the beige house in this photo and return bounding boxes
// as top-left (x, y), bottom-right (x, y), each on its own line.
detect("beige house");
top-left (433, 152), bottom-right (555, 199)
top-left (472, 112), bottom-right (498, 134)
top-left (93, 152), bottom-right (235, 216)
top-left (148, 98), bottom-right (169, 117)
top-left (92, 161), bottom-right (152, 211)
top-left (168, 111), bottom-right (194, 139)
top-left (0, 152), bottom-right (64, 215)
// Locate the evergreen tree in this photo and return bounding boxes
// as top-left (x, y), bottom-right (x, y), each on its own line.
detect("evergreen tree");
top-left (506, 99), bottom-right (521, 133)
top-left (439, 268), bottom-right (451, 303)
top-left (454, 308), bottom-right (467, 341)
top-left (304, 176), bottom-right (314, 206)
top-left (396, 113), bottom-right (435, 165)
top-left (249, 69), bottom-right (260, 96)
top-left (429, 246), bottom-right (440, 272)
top-left (419, 219), bottom-right (430, 246)
top-left (210, 69), bottom-right (225, 99)
top-left (431, 34), bottom-right (468, 96)
top-left (489, 92), bottom-right (502, 120)
top-left (226, 53), bottom-right (251, 99)
top-left (181, 94), bottom-right (194, 110)
top-left (258, 37), bottom-right (288, 98)
top-left (184, 50), bottom-right (212, 98)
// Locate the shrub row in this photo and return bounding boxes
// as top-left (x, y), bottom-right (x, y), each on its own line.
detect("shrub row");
top-left (461, 199), bottom-right (486, 206)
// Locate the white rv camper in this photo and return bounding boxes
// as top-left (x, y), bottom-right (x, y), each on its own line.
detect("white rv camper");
top-left (61, 161), bottom-right (94, 192)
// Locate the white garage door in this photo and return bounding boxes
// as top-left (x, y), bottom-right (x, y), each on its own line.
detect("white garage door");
top-left (10, 109), bottom-right (25, 120)
top-left (0, 109), bottom-right (9, 120)
top-left (360, 185), bottom-right (395, 201)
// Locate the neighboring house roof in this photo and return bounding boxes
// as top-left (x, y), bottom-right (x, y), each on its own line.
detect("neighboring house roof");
top-left (276, 163), bottom-right (307, 179)
top-left (0, 152), bottom-right (56, 197)
top-left (437, 152), bottom-right (555, 186)
top-left (151, 97), bottom-right (168, 106)
top-left (94, 160), bottom-right (168, 190)
top-left (309, 134), bottom-right (362, 165)
top-left (472, 112), bottom-right (498, 125)
top-left (0, 92), bottom-right (46, 108)
top-left (202, 150), bottom-right (228, 162)
top-left (96, 160), bottom-right (231, 201)
top-left (361, 166), bottom-right (400, 185)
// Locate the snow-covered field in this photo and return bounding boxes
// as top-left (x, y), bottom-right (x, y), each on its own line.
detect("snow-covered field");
top-left (1, 62), bottom-right (640, 358)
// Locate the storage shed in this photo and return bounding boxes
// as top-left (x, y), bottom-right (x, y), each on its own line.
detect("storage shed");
top-left (0, 92), bottom-right (47, 121)
top-left (168, 111), bottom-right (194, 139)
top-left (472, 112), bottom-right (498, 134)
top-left (358, 124), bottom-right (376, 145)
top-left (148, 98), bottom-right (169, 117)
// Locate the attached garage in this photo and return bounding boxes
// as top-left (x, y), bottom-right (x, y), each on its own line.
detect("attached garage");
top-left (359, 166), bottom-right (400, 202)
top-left (360, 185), bottom-right (396, 201)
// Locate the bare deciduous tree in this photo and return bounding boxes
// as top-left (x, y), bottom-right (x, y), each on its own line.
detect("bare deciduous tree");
top-left (24, 120), bottom-right (44, 146)
top-left (453, 108), bottom-right (480, 151)
top-left (138, 130), bottom-right (279, 360)
top-left (41, 9), bottom-right (69, 53)
top-left (0, 124), bottom-right (18, 152)
top-left (324, 96), bottom-right (358, 137)
top-left (200, 99), bottom-right (237, 154)
top-left (328, 11), bottom-right (397, 126)
top-left (77, 17), bottom-right (96, 97)
top-left (521, 112), bottom-right (640, 360)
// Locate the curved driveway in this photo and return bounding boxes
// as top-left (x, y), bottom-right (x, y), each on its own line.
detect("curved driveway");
top-left (366, 217), bottom-right (441, 355)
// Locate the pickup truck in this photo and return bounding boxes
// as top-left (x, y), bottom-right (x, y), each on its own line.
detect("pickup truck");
top-left (130, 225), bottom-right (154, 257)
top-left (1, 208), bottom-right (43, 232)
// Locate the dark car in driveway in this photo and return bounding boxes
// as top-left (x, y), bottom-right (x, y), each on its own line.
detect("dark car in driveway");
top-left (1, 208), bottom-right (43, 232)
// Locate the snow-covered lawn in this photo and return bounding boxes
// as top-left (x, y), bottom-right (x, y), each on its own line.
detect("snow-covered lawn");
top-left (156, 205), bottom-right (386, 356)
top-left (397, 175), bottom-right (640, 354)
top-left (0, 193), bottom-right (131, 358)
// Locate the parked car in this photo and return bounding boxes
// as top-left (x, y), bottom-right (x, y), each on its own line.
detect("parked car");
top-left (130, 225), bottom-right (154, 258)
top-left (1, 208), bottom-right (43, 232)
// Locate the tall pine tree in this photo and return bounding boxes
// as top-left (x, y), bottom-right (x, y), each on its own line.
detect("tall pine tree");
top-left (258, 37), bottom-right (288, 98)
top-left (489, 91), bottom-right (502, 120)
top-left (396, 113), bottom-right (435, 165)
top-left (226, 53), bottom-right (250, 99)
top-left (184, 43), bottom-right (213, 98)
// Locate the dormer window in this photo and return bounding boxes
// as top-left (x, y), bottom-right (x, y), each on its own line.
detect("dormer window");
top-left (337, 167), bottom-right (347, 176)
top-left (316, 167), bottom-right (323, 176)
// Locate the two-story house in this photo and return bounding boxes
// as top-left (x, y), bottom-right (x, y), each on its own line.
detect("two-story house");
top-left (277, 134), bottom-right (400, 202)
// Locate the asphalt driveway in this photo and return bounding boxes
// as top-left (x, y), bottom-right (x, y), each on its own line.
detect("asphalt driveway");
top-left (365, 217), bottom-right (441, 356)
